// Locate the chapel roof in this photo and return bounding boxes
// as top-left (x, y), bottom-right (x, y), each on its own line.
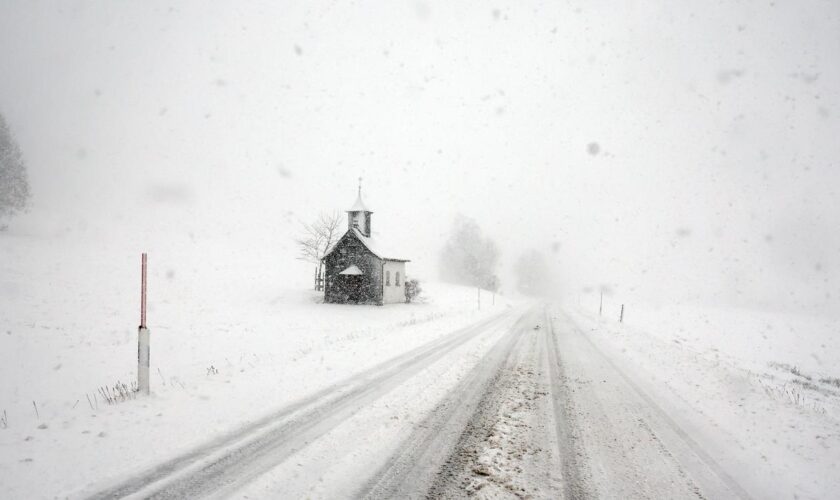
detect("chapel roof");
top-left (324, 228), bottom-right (409, 262)
top-left (347, 192), bottom-right (371, 213)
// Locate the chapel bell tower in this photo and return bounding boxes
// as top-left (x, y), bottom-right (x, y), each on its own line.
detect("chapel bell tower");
top-left (346, 178), bottom-right (372, 237)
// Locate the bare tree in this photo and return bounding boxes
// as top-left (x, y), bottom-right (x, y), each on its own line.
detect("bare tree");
top-left (297, 211), bottom-right (342, 290)
top-left (439, 215), bottom-right (501, 291)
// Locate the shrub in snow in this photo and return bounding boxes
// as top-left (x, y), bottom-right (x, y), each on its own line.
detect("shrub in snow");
top-left (757, 378), bottom-right (826, 414)
top-left (790, 365), bottom-right (811, 381)
top-left (405, 278), bottom-right (423, 303)
top-left (819, 377), bottom-right (840, 388)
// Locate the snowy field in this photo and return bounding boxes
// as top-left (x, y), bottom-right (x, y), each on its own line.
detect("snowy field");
top-left (567, 303), bottom-right (840, 499)
top-left (3, 216), bottom-right (839, 499)
top-left (0, 222), bottom-right (516, 498)
top-left (1, 1), bottom-right (838, 498)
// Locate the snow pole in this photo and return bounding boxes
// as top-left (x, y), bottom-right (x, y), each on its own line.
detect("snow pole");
top-left (138, 253), bottom-right (150, 395)
top-left (620, 304), bottom-right (625, 323)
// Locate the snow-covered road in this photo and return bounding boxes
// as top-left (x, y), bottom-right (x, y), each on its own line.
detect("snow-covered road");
top-left (84, 305), bottom-right (761, 499)
top-left (362, 307), bottom-right (752, 499)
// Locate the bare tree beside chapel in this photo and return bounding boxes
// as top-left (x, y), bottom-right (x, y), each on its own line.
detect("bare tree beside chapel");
top-left (296, 211), bottom-right (342, 290)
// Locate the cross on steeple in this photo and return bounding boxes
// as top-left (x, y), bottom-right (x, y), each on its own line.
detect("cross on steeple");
top-left (358, 176), bottom-right (362, 196)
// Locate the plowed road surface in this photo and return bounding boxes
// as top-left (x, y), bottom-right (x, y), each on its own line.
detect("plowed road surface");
top-left (87, 306), bottom-right (752, 499)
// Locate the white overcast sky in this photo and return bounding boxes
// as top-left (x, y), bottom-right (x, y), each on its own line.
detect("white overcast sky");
top-left (1, 1), bottom-right (838, 312)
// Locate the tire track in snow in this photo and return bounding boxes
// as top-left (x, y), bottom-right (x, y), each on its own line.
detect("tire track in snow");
top-left (84, 308), bottom-right (521, 499)
top-left (426, 315), bottom-right (566, 498)
top-left (554, 310), bottom-right (754, 500)
top-left (543, 307), bottom-right (594, 499)
top-left (361, 307), bottom-right (570, 499)
top-left (359, 312), bottom-right (531, 499)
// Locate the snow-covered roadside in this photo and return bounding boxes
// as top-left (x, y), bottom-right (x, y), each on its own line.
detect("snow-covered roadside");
top-left (0, 228), bottom-right (516, 499)
top-left (229, 311), bottom-right (520, 499)
top-left (565, 304), bottom-right (840, 499)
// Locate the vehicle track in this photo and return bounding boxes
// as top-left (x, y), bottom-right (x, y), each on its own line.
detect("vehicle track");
top-left (554, 310), bottom-right (754, 500)
top-left (542, 307), bottom-right (594, 499)
top-left (359, 311), bottom-right (533, 499)
top-left (84, 308), bottom-right (521, 499)
top-left (426, 314), bottom-right (567, 499)
top-left (361, 307), bottom-right (575, 499)
top-left (364, 305), bottom-right (753, 500)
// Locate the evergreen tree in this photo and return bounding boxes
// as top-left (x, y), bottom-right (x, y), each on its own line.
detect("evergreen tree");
top-left (0, 112), bottom-right (31, 223)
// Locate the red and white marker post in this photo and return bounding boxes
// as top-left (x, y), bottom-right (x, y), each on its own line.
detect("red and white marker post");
top-left (138, 253), bottom-right (150, 395)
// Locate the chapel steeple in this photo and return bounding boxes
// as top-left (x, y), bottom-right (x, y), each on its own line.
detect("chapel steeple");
top-left (346, 177), bottom-right (373, 237)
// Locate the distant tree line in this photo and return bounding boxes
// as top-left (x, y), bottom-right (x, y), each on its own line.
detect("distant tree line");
top-left (514, 248), bottom-right (558, 297)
